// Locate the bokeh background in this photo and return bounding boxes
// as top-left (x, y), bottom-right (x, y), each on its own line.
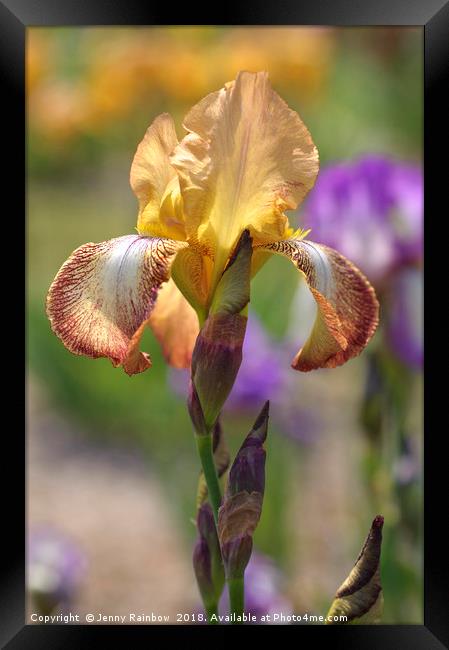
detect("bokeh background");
top-left (27, 26), bottom-right (423, 624)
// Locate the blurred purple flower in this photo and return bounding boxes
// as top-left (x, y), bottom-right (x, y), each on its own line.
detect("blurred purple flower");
top-left (227, 317), bottom-right (284, 410)
top-left (28, 526), bottom-right (87, 613)
top-left (386, 267), bottom-right (423, 369)
top-left (219, 551), bottom-right (293, 622)
top-left (294, 155), bottom-right (423, 369)
top-left (300, 155), bottom-right (423, 283)
top-left (170, 315), bottom-right (284, 411)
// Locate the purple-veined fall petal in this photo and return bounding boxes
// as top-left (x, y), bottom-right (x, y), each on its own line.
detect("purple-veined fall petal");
top-left (46, 235), bottom-right (184, 375)
top-left (260, 239), bottom-right (379, 371)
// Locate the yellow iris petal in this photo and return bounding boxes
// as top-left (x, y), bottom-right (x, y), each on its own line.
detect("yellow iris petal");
top-left (171, 71), bottom-right (319, 292)
top-left (130, 113), bottom-right (186, 241)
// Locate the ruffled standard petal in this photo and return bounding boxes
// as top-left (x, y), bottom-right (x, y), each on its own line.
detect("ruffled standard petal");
top-left (148, 278), bottom-right (199, 369)
top-left (47, 235), bottom-right (184, 375)
top-left (171, 71), bottom-right (319, 261)
top-left (261, 239), bottom-right (379, 371)
top-left (130, 113), bottom-right (186, 240)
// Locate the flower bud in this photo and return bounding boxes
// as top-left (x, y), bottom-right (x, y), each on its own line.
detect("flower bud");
top-left (209, 229), bottom-right (252, 317)
top-left (218, 402), bottom-right (269, 579)
top-left (193, 537), bottom-right (214, 606)
top-left (326, 515), bottom-right (384, 624)
top-left (188, 381), bottom-right (208, 436)
top-left (193, 503), bottom-right (225, 610)
top-left (190, 231), bottom-right (252, 432)
top-left (191, 313), bottom-right (247, 431)
top-left (227, 400), bottom-right (269, 497)
top-left (221, 535), bottom-right (253, 581)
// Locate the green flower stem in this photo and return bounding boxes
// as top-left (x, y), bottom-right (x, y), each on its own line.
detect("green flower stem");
top-left (194, 433), bottom-right (224, 624)
top-left (195, 433), bottom-right (222, 525)
top-left (228, 577), bottom-right (244, 623)
top-left (205, 603), bottom-right (218, 625)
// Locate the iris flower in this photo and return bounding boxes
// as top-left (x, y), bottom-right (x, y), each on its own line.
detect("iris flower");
top-left (47, 71), bottom-right (379, 376)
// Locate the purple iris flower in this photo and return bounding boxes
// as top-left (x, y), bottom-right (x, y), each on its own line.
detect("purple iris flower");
top-left (297, 155), bottom-right (423, 369)
top-left (300, 155), bottom-right (423, 284)
top-left (28, 526), bottom-right (87, 613)
top-left (226, 316), bottom-right (284, 410)
top-left (385, 266), bottom-right (423, 369)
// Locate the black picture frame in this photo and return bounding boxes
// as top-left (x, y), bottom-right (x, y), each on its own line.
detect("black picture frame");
top-left (4, 0), bottom-right (447, 646)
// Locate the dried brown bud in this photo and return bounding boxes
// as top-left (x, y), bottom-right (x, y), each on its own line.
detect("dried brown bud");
top-left (326, 515), bottom-right (384, 624)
